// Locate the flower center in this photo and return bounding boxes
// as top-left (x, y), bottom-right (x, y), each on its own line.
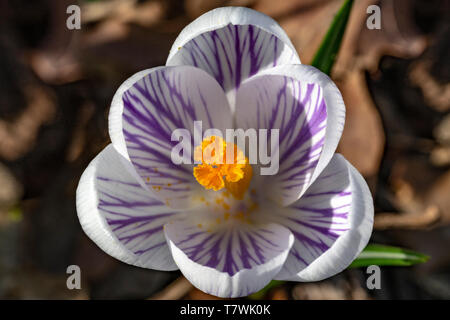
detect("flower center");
top-left (193, 136), bottom-right (252, 199)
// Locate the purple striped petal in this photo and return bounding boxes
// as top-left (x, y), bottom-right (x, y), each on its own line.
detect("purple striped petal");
top-left (235, 72), bottom-right (327, 206)
top-left (242, 64), bottom-right (346, 206)
top-left (273, 154), bottom-right (374, 281)
top-left (167, 7), bottom-right (300, 100)
top-left (76, 144), bottom-right (181, 271)
top-left (164, 220), bottom-right (294, 297)
top-left (112, 66), bottom-right (232, 209)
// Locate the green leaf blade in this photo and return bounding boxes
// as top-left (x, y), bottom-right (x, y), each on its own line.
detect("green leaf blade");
top-left (311, 0), bottom-right (354, 75)
top-left (349, 244), bottom-right (429, 268)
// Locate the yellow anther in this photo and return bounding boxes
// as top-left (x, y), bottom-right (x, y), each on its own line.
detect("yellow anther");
top-left (193, 164), bottom-right (225, 191)
top-left (193, 136), bottom-right (252, 199)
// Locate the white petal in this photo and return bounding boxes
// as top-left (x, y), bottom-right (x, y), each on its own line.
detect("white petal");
top-left (76, 144), bottom-right (181, 271)
top-left (235, 72), bottom-right (327, 206)
top-left (248, 64), bottom-right (346, 204)
top-left (164, 220), bottom-right (294, 297)
top-left (166, 7), bottom-right (300, 97)
top-left (109, 67), bottom-right (164, 188)
top-left (109, 67), bottom-right (164, 164)
top-left (109, 65), bottom-right (232, 209)
top-left (274, 154), bottom-right (374, 281)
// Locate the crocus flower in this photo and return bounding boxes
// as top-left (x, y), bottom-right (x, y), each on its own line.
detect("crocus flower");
top-left (76, 7), bottom-right (373, 298)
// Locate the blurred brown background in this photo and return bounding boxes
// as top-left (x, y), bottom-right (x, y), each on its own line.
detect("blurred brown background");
top-left (0, 0), bottom-right (449, 299)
